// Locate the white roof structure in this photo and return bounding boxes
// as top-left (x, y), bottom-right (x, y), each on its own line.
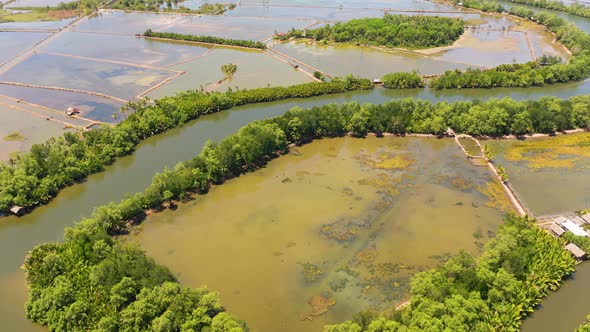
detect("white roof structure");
top-left (572, 216), bottom-right (588, 226)
top-left (562, 220), bottom-right (589, 237)
top-left (555, 216), bottom-right (568, 224)
top-left (549, 223), bottom-right (566, 237)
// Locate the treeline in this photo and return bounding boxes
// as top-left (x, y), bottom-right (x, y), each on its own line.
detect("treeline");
top-left (277, 13), bottom-right (465, 49)
top-left (75, 95), bottom-right (590, 236)
top-left (24, 95), bottom-right (590, 329)
top-left (325, 214), bottom-right (575, 331)
top-left (433, 1), bottom-right (590, 89)
top-left (143, 29), bottom-right (267, 49)
top-left (0, 76), bottom-right (372, 215)
top-left (509, 0), bottom-right (590, 19)
top-left (381, 71), bottom-right (424, 89)
top-left (24, 218), bottom-right (247, 331)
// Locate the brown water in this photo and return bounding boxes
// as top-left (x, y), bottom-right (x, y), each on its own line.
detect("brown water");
top-left (133, 136), bottom-right (508, 332)
top-left (484, 133), bottom-right (590, 216)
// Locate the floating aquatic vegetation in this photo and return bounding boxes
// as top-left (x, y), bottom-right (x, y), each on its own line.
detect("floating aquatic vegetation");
top-left (320, 222), bottom-right (359, 242)
top-left (298, 262), bottom-right (323, 283)
top-left (502, 133), bottom-right (590, 170)
top-left (477, 181), bottom-right (514, 213)
top-left (355, 248), bottom-right (378, 265)
top-left (329, 278), bottom-right (348, 292)
top-left (301, 294), bottom-right (336, 321)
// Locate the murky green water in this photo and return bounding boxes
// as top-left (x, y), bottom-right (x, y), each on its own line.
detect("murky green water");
top-left (133, 136), bottom-right (507, 332)
top-left (521, 262), bottom-right (590, 332)
top-left (484, 133), bottom-right (590, 216)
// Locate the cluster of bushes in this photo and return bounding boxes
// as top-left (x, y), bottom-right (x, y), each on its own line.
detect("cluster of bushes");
top-left (111, 0), bottom-right (233, 14)
top-left (143, 29), bottom-right (267, 49)
top-left (381, 71), bottom-right (424, 89)
top-left (277, 13), bottom-right (465, 49)
top-left (325, 214), bottom-right (575, 331)
top-left (0, 76), bottom-right (372, 214)
top-left (433, 1), bottom-right (590, 89)
top-left (24, 218), bottom-right (247, 331)
top-left (25, 94), bottom-right (590, 330)
top-left (509, 0), bottom-right (590, 19)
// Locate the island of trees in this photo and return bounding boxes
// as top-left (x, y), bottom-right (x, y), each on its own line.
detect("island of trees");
top-left (276, 13), bottom-right (465, 49)
top-left (507, 0), bottom-right (590, 19)
top-left (24, 91), bottom-right (590, 331)
top-left (143, 29), bottom-right (268, 50)
top-left (430, 3), bottom-right (590, 89)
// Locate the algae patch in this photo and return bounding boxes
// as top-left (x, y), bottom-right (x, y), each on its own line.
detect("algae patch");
top-left (502, 133), bottom-right (590, 170)
top-left (478, 181), bottom-right (514, 213)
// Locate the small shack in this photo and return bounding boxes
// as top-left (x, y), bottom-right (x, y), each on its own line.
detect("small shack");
top-left (372, 78), bottom-right (383, 85)
top-left (555, 216), bottom-right (567, 224)
top-left (582, 213), bottom-right (590, 223)
top-left (561, 219), bottom-right (589, 237)
top-left (565, 243), bottom-right (587, 260)
top-left (10, 206), bottom-right (25, 216)
top-left (445, 128), bottom-right (456, 137)
top-left (549, 223), bottom-right (566, 237)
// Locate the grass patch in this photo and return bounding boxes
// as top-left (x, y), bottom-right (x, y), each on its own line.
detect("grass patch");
top-left (4, 132), bottom-right (25, 142)
top-left (478, 181), bottom-right (514, 212)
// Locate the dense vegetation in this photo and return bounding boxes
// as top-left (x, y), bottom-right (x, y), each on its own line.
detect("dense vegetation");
top-left (509, 0), bottom-right (590, 19)
top-left (0, 77), bottom-right (372, 215)
top-left (381, 71), bottom-right (424, 89)
top-left (143, 29), bottom-right (267, 49)
top-left (24, 218), bottom-right (247, 331)
top-left (110, 0), bottom-right (234, 14)
top-left (24, 92), bottom-right (590, 330)
top-left (431, 3), bottom-right (590, 89)
top-left (325, 214), bottom-right (575, 331)
top-left (277, 13), bottom-right (465, 49)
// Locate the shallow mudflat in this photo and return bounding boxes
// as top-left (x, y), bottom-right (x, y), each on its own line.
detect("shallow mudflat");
top-left (485, 132), bottom-right (590, 215)
top-left (133, 136), bottom-right (509, 332)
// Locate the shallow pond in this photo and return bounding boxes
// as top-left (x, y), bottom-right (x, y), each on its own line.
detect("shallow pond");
top-left (146, 47), bottom-right (311, 98)
top-left (42, 31), bottom-right (213, 68)
top-left (0, 103), bottom-right (74, 160)
top-left (0, 53), bottom-right (176, 100)
top-left (0, 84), bottom-right (124, 123)
top-left (484, 133), bottom-right (590, 216)
top-left (133, 136), bottom-right (509, 332)
top-left (0, 32), bottom-right (50, 65)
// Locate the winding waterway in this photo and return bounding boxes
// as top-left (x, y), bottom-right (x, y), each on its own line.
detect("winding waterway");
top-left (2, 3), bottom-right (590, 330)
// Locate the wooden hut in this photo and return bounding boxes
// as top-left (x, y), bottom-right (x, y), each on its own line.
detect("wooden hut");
top-left (582, 213), bottom-right (590, 224)
top-left (549, 223), bottom-right (566, 237)
top-left (10, 206), bottom-right (25, 216)
top-left (565, 243), bottom-right (587, 260)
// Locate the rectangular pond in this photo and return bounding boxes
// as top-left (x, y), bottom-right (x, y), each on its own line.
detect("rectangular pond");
top-left (0, 84), bottom-right (124, 123)
top-left (0, 53), bottom-right (176, 100)
top-left (0, 31), bottom-right (50, 65)
top-left (133, 136), bottom-right (511, 332)
top-left (146, 47), bottom-right (311, 99)
top-left (42, 31), bottom-right (213, 68)
top-left (484, 133), bottom-right (590, 215)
